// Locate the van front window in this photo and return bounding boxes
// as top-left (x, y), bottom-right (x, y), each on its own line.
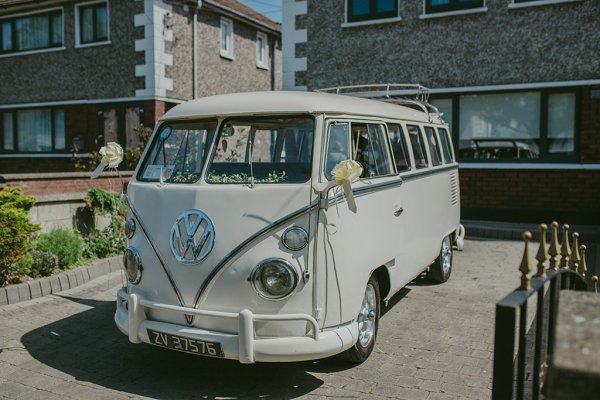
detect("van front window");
top-left (139, 120), bottom-right (217, 183)
top-left (207, 117), bottom-right (314, 184)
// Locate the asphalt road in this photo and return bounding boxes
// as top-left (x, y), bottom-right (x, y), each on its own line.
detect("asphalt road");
top-left (0, 239), bottom-right (532, 400)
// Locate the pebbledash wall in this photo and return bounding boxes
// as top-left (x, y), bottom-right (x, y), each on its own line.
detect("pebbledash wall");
top-left (0, 0), bottom-right (280, 230)
top-left (0, 0), bottom-right (281, 173)
top-left (283, 0), bottom-right (600, 223)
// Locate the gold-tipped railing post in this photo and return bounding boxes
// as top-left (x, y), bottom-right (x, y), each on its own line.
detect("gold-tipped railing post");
top-left (569, 232), bottom-right (581, 272)
top-left (560, 224), bottom-right (571, 269)
top-left (592, 276), bottom-right (598, 293)
top-left (580, 245), bottom-right (588, 278)
top-left (535, 223), bottom-right (548, 277)
top-left (520, 232), bottom-right (533, 290)
top-left (548, 221), bottom-right (560, 270)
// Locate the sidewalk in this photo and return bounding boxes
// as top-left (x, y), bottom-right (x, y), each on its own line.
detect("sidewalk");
top-left (0, 256), bottom-right (123, 306)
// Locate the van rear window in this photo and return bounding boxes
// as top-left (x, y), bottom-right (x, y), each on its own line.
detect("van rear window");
top-left (207, 117), bottom-right (314, 184)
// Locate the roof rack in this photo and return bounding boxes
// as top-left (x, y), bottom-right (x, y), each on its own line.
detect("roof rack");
top-left (315, 83), bottom-right (444, 123)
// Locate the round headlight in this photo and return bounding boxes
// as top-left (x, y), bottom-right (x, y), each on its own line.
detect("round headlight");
top-left (125, 218), bottom-right (136, 239)
top-left (281, 226), bottom-right (308, 251)
top-left (251, 258), bottom-right (298, 300)
top-left (124, 247), bottom-right (143, 284)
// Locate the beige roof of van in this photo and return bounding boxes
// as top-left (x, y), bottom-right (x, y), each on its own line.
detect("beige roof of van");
top-left (162, 91), bottom-right (430, 123)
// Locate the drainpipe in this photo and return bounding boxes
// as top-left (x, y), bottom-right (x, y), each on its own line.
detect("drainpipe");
top-left (193, 1), bottom-right (202, 99)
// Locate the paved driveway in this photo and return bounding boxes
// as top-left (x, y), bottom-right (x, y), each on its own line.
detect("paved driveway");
top-left (0, 239), bottom-right (525, 400)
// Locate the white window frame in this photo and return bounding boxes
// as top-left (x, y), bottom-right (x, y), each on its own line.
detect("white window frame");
top-left (419, 0), bottom-right (488, 19)
top-left (0, 7), bottom-right (65, 58)
top-left (220, 17), bottom-right (234, 60)
top-left (508, 0), bottom-right (583, 9)
top-left (342, 0), bottom-right (402, 28)
top-left (256, 31), bottom-right (268, 69)
top-left (75, 0), bottom-right (111, 48)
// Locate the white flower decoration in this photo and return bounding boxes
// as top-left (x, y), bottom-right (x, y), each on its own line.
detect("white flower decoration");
top-left (331, 159), bottom-right (363, 185)
top-left (99, 142), bottom-right (124, 168)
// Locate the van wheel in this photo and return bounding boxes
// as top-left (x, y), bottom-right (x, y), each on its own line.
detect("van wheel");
top-left (337, 276), bottom-right (380, 363)
top-left (427, 235), bottom-right (453, 283)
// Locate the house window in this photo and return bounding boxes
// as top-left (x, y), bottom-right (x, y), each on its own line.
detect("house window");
top-left (76, 1), bottom-right (109, 46)
top-left (256, 31), bottom-right (268, 69)
top-left (0, 109), bottom-right (65, 153)
top-left (457, 90), bottom-right (577, 161)
top-left (425, 0), bottom-right (484, 14)
top-left (2, 112), bottom-right (14, 150)
top-left (0, 9), bottom-right (63, 54)
top-left (347, 0), bottom-right (399, 23)
top-left (220, 17), bottom-right (234, 59)
top-left (431, 98), bottom-right (453, 131)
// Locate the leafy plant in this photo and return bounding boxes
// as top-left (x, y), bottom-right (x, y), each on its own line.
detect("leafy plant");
top-left (30, 249), bottom-right (59, 278)
top-left (81, 188), bottom-right (126, 259)
top-left (0, 188), bottom-right (40, 286)
top-left (35, 228), bottom-right (84, 268)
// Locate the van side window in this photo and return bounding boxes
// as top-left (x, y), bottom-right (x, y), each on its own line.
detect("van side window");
top-left (437, 127), bottom-right (454, 163)
top-left (325, 122), bottom-right (350, 178)
top-left (407, 125), bottom-right (428, 169)
top-left (424, 126), bottom-right (443, 166)
top-left (351, 123), bottom-right (394, 178)
top-left (387, 123), bottom-right (410, 172)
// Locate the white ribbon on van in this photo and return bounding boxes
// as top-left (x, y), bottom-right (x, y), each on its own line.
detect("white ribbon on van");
top-left (321, 159), bottom-right (362, 213)
top-left (91, 142), bottom-right (124, 179)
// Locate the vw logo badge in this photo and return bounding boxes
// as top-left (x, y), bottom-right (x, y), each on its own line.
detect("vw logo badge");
top-left (169, 209), bottom-right (215, 264)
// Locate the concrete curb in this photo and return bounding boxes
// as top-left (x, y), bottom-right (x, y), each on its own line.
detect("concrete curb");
top-left (0, 256), bottom-right (123, 306)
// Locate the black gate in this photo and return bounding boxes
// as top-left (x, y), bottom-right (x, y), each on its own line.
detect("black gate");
top-left (491, 222), bottom-right (597, 400)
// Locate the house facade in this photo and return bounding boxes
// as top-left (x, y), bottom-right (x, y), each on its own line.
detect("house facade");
top-left (283, 0), bottom-right (600, 223)
top-left (0, 0), bottom-right (281, 173)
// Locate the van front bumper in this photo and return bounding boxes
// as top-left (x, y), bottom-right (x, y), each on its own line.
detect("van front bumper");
top-left (115, 288), bottom-right (357, 363)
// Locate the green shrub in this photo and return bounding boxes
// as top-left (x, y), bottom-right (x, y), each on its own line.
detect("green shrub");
top-left (30, 249), bottom-right (59, 278)
top-left (35, 228), bottom-right (84, 268)
top-left (84, 216), bottom-right (126, 259)
top-left (0, 188), bottom-right (39, 286)
top-left (81, 188), bottom-right (126, 259)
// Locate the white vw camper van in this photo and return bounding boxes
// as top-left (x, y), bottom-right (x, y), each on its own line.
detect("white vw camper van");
top-left (115, 86), bottom-right (462, 363)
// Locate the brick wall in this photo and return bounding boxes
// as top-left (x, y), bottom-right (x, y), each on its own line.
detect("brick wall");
top-left (460, 168), bottom-right (600, 223)
top-left (580, 85), bottom-right (600, 164)
top-left (0, 172), bottom-right (132, 197)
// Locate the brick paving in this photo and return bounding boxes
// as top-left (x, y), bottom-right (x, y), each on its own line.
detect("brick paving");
top-left (0, 239), bottom-right (525, 400)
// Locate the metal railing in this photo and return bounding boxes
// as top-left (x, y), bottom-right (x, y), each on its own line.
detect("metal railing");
top-left (492, 222), bottom-right (598, 400)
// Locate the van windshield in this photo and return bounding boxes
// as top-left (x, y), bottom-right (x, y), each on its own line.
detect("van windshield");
top-left (138, 120), bottom-right (217, 183)
top-left (206, 116), bottom-right (314, 184)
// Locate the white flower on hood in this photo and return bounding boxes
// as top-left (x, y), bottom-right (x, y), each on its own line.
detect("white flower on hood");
top-left (99, 142), bottom-right (124, 168)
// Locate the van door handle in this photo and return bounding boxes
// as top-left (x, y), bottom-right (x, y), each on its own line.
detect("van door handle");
top-left (394, 207), bottom-right (404, 217)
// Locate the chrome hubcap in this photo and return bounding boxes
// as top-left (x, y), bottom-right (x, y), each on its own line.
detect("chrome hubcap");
top-left (441, 237), bottom-right (452, 275)
top-left (358, 284), bottom-right (377, 347)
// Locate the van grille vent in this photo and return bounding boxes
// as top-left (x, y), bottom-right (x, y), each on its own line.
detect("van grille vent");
top-left (450, 172), bottom-right (459, 206)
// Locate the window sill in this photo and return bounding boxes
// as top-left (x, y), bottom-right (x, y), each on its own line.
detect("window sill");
top-left (419, 7), bottom-right (488, 20)
top-left (220, 52), bottom-right (234, 61)
top-left (0, 153), bottom-right (88, 158)
top-left (459, 162), bottom-right (600, 170)
top-left (75, 40), bottom-right (111, 49)
top-left (0, 46), bottom-right (66, 59)
top-left (341, 16), bottom-right (402, 28)
top-left (508, 0), bottom-right (583, 10)
top-left (256, 63), bottom-right (269, 70)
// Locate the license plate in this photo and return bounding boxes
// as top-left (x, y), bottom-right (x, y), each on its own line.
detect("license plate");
top-left (147, 329), bottom-right (224, 358)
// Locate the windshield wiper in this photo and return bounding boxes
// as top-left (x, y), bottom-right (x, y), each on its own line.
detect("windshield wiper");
top-left (247, 128), bottom-right (255, 188)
